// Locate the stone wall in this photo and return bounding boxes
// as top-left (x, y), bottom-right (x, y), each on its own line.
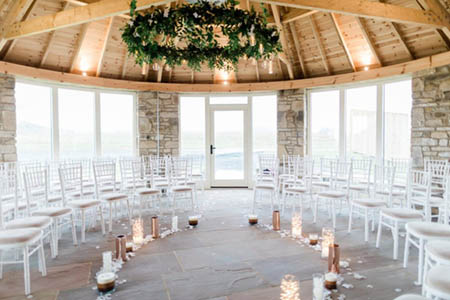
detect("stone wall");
top-left (0, 74), bottom-right (16, 162)
top-left (277, 89), bottom-right (305, 157)
top-left (411, 65), bottom-right (450, 167)
top-left (138, 91), bottom-right (179, 156)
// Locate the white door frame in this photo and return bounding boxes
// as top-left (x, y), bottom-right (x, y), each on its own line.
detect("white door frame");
top-left (206, 102), bottom-right (252, 187)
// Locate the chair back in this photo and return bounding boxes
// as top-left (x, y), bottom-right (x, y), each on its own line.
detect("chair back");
top-left (59, 162), bottom-right (84, 205)
top-left (0, 162), bottom-right (19, 223)
top-left (257, 156), bottom-right (279, 183)
top-left (330, 161), bottom-right (352, 191)
top-left (390, 158), bottom-right (411, 189)
top-left (23, 168), bottom-right (48, 216)
top-left (93, 161), bottom-right (117, 198)
top-left (351, 158), bottom-right (372, 186)
top-left (407, 170), bottom-right (432, 220)
top-left (373, 164), bottom-right (396, 206)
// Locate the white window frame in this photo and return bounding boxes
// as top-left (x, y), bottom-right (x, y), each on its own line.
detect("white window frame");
top-left (16, 79), bottom-right (138, 160)
top-left (306, 75), bottom-right (412, 162)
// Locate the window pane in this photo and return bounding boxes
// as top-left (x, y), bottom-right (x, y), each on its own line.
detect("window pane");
top-left (100, 93), bottom-right (134, 157)
top-left (384, 80), bottom-right (412, 159)
top-left (253, 95), bottom-right (277, 172)
top-left (180, 96), bottom-right (205, 158)
top-left (346, 86), bottom-right (377, 158)
top-left (311, 90), bottom-right (340, 157)
top-left (210, 96), bottom-right (247, 105)
top-left (16, 83), bottom-right (52, 161)
top-left (59, 88), bottom-right (95, 159)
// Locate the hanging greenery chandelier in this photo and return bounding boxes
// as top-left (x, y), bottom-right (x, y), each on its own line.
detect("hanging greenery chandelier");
top-left (122, 0), bottom-right (282, 72)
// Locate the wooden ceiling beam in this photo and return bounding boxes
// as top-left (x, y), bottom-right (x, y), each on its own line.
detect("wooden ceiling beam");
top-left (64, 0), bottom-right (131, 19)
top-left (5, 0), bottom-right (173, 40)
top-left (69, 23), bottom-right (90, 73)
top-left (390, 22), bottom-right (414, 60)
top-left (271, 4), bottom-right (294, 80)
top-left (121, 51), bottom-right (128, 79)
top-left (309, 15), bottom-right (331, 75)
top-left (415, 0), bottom-right (450, 39)
top-left (355, 17), bottom-right (383, 67)
top-left (2, 51), bottom-right (450, 92)
top-left (96, 17), bottom-right (114, 77)
top-left (0, 0), bottom-right (35, 51)
top-left (330, 13), bottom-right (356, 72)
top-left (288, 21), bottom-right (307, 77)
top-left (255, 61), bottom-right (260, 81)
top-left (282, 9), bottom-right (316, 23)
top-left (251, 0), bottom-right (448, 29)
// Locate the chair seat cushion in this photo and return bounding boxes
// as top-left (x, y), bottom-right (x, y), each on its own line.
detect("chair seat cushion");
top-left (171, 186), bottom-right (192, 192)
top-left (101, 192), bottom-right (128, 201)
top-left (5, 216), bottom-right (52, 230)
top-left (255, 183), bottom-right (276, 190)
top-left (425, 265), bottom-right (450, 297)
top-left (68, 199), bottom-right (101, 209)
top-left (48, 194), bottom-right (62, 203)
top-left (381, 208), bottom-right (423, 220)
top-left (352, 198), bottom-right (386, 208)
top-left (32, 207), bottom-right (72, 217)
top-left (349, 184), bottom-right (368, 191)
top-left (393, 294), bottom-right (426, 300)
top-left (425, 241), bottom-right (450, 263)
top-left (68, 190), bottom-right (95, 198)
top-left (318, 190), bottom-right (345, 198)
top-left (285, 186), bottom-right (307, 193)
top-left (154, 181), bottom-right (169, 187)
top-left (376, 190), bottom-right (405, 196)
top-left (406, 222), bottom-right (450, 240)
top-left (279, 174), bottom-right (293, 179)
top-left (136, 188), bottom-right (160, 195)
top-left (0, 228), bottom-right (42, 246)
top-left (312, 181), bottom-right (330, 188)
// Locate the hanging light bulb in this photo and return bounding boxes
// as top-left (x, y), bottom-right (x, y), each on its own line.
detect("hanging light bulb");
top-left (268, 60), bottom-right (274, 74)
top-left (141, 63), bottom-right (148, 75)
top-left (152, 62), bottom-right (160, 71)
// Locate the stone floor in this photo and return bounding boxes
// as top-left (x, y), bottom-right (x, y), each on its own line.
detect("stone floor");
top-left (0, 189), bottom-right (423, 300)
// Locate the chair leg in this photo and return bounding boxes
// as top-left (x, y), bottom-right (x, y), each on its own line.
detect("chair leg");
top-left (252, 188), bottom-right (257, 213)
top-left (99, 205), bottom-right (105, 235)
top-left (0, 250), bottom-right (3, 279)
top-left (38, 238), bottom-right (47, 276)
top-left (313, 196), bottom-right (318, 224)
top-left (364, 208), bottom-right (369, 242)
top-left (348, 204), bottom-right (353, 233)
top-left (71, 214), bottom-right (78, 246)
top-left (331, 200), bottom-right (336, 229)
top-left (108, 202), bottom-right (113, 233)
top-left (376, 214), bottom-right (382, 249)
top-left (393, 221), bottom-right (399, 260)
top-left (54, 219), bottom-right (59, 257)
top-left (23, 246), bottom-right (30, 295)
top-left (422, 253), bottom-right (430, 296)
top-left (126, 198), bottom-right (132, 229)
top-left (417, 238), bottom-right (424, 285)
top-left (80, 209), bottom-right (86, 243)
top-left (403, 231), bottom-right (410, 268)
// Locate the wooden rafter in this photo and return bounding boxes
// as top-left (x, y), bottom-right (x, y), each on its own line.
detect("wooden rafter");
top-left (288, 21), bottom-right (307, 77)
top-left (40, 3), bottom-right (71, 68)
top-left (251, 0), bottom-right (449, 29)
top-left (2, 50), bottom-right (450, 92)
top-left (390, 22), bottom-right (414, 60)
top-left (271, 4), bottom-right (294, 80)
top-left (65, 0), bottom-right (131, 19)
top-left (309, 15), bottom-right (330, 74)
top-left (282, 8), bottom-right (316, 23)
top-left (0, 0), bottom-right (35, 51)
top-left (5, 0), bottom-right (173, 40)
top-left (255, 61), bottom-right (260, 81)
top-left (355, 17), bottom-right (383, 66)
top-left (69, 23), bottom-right (90, 73)
top-left (121, 51), bottom-right (128, 79)
top-left (330, 13), bottom-right (356, 72)
top-left (96, 17), bottom-right (114, 77)
top-left (416, 0), bottom-right (450, 37)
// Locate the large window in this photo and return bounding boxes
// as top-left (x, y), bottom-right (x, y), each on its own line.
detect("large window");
top-left (58, 88), bottom-right (95, 159)
top-left (15, 82), bottom-right (136, 161)
top-left (180, 96), bottom-right (206, 157)
top-left (252, 95), bottom-right (277, 170)
top-left (310, 90), bottom-right (340, 158)
top-left (309, 79), bottom-right (412, 161)
top-left (346, 86), bottom-right (377, 158)
top-left (384, 80), bottom-right (412, 159)
top-left (100, 93), bottom-right (134, 157)
top-left (16, 83), bottom-right (52, 161)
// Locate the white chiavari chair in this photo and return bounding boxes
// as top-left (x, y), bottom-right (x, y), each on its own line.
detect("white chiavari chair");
top-left (93, 161), bottom-right (132, 233)
top-left (59, 163), bottom-right (104, 243)
top-left (23, 169), bottom-right (76, 257)
top-left (130, 160), bottom-right (161, 216)
top-left (348, 158), bottom-right (372, 198)
top-left (252, 156), bottom-right (279, 213)
top-left (422, 240), bottom-right (450, 296)
top-left (168, 158), bottom-right (195, 213)
top-left (278, 155), bottom-right (297, 192)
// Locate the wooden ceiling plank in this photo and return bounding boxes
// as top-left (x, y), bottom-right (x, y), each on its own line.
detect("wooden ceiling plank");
top-left (330, 13), bottom-right (356, 72)
top-left (309, 15), bottom-right (331, 75)
top-left (121, 51), bottom-right (128, 79)
top-left (255, 61), bottom-right (260, 81)
top-left (250, 0), bottom-right (447, 29)
top-left (288, 21), bottom-right (307, 77)
top-left (96, 17), bottom-right (114, 77)
top-left (5, 0), bottom-right (173, 40)
top-left (0, 0), bottom-right (35, 51)
top-left (69, 23), bottom-right (90, 73)
top-left (355, 17), bottom-right (383, 67)
top-left (2, 50), bottom-right (450, 92)
top-left (271, 4), bottom-right (294, 80)
top-left (416, 0), bottom-right (450, 35)
top-left (65, 0), bottom-right (131, 19)
top-left (390, 22), bottom-right (415, 60)
top-left (282, 9), bottom-right (316, 23)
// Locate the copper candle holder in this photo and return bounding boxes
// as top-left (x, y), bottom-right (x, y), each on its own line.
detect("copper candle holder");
top-left (309, 233), bottom-right (319, 245)
top-left (188, 216), bottom-right (198, 226)
top-left (248, 214), bottom-right (258, 225)
top-left (324, 271), bottom-right (338, 290)
top-left (97, 272), bottom-right (115, 294)
top-left (115, 234), bottom-right (127, 261)
top-left (328, 244), bottom-right (340, 273)
top-left (272, 210), bottom-right (280, 231)
top-left (126, 242), bottom-right (133, 253)
top-left (151, 216), bottom-right (159, 238)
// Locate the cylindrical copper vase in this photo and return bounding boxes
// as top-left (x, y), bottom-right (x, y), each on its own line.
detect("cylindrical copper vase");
top-left (115, 234), bottom-right (127, 261)
top-left (272, 210), bottom-right (280, 231)
top-left (151, 216), bottom-right (159, 238)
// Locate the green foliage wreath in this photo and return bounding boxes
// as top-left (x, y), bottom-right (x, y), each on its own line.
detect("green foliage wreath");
top-left (122, 0), bottom-right (282, 72)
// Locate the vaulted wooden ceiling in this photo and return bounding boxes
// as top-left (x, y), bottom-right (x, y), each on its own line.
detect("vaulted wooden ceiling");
top-left (0, 0), bottom-right (449, 87)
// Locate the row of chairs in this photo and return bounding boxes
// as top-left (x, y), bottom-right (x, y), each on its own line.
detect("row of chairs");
top-left (254, 155), bottom-right (450, 299)
top-left (0, 155), bottom-right (202, 295)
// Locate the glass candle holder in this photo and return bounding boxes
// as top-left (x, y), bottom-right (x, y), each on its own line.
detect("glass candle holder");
top-left (132, 218), bottom-right (144, 245)
top-left (280, 274), bottom-right (300, 300)
top-left (189, 216), bottom-right (198, 226)
top-left (321, 227), bottom-right (335, 258)
top-left (324, 272), bottom-right (338, 290)
top-left (312, 273), bottom-right (324, 300)
top-left (248, 214), bottom-right (258, 225)
top-left (309, 233), bottom-right (319, 245)
top-left (97, 272), bottom-right (115, 294)
top-left (291, 212), bottom-right (302, 238)
top-left (125, 242), bottom-right (133, 253)
top-left (102, 251), bottom-right (112, 273)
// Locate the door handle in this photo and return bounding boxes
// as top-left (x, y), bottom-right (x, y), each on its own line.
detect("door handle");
top-left (210, 145), bottom-right (216, 154)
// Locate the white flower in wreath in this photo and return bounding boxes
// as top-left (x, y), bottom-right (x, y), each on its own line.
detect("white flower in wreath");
top-left (271, 31), bottom-right (276, 37)
top-left (164, 8), bottom-right (169, 18)
top-left (193, 12), bottom-right (199, 18)
top-left (133, 30), bottom-right (140, 38)
top-left (250, 24), bottom-right (255, 34)
top-left (148, 19), bottom-right (153, 26)
top-left (127, 20), bottom-right (133, 26)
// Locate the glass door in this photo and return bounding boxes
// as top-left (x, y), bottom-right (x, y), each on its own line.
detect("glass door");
top-left (209, 107), bottom-right (249, 187)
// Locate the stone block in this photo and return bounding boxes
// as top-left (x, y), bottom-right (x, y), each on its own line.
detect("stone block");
top-left (431, 132), bottom-right (447, 139)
